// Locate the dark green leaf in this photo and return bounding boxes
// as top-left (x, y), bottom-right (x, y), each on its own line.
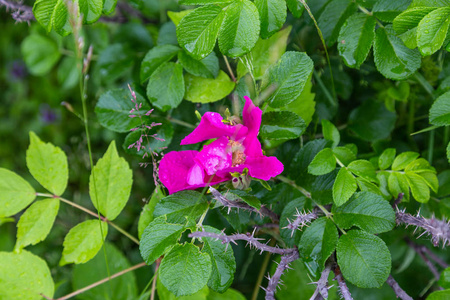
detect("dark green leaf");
top-left (373, 0), bottom-right (411, 22)
top-left (260, 111), bottom-right (306, 140)
top-left (226, 190), bottom-right (261, 210)
top-left (147, 62), bottom-right (185, 111)
top-left (322, 119), bottom-right (340, 148)
top-left (140, 45), bottom-right (180, 83)
top-left (0, 168), bottom-right (36, 218)
top-left (255, 0), bottom-right (287, 39)
top-left (21, 34), bottom-right (61, 76)
top-left (178, 50), bottom-right (219, 78)
top-left (333, 167), bottom-right (357, 206)
top-left (308, 148), bottom-right (336, 176)
top-left (184, 71), bottom-right (235, 103)
top-left (97, 44), bottom-right (134, 81)
top-left (332, 192), bottom-right (395, 234)
top-left (154, 191), bottom-right (208, 224)
top-left (393, 7), bottom-right (436, 36)
top-left (333, 146), bottom-right (356, 166)
top-left (318, 0), bottom-right (357, 46)
top-left (430, 90), bottom-right (450, 126)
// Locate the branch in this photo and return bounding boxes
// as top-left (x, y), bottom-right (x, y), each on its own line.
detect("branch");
top-left (386, 275), bottom-right (413, 300)
top-left (310, 264), bottom-right (332, 300)
top-left (189, 229), bottom-right (296, 256)
top-left (0, 0), bottom-right (35, 23)
top-left (396, 207), bottom-right (450, 247)
top-left (334, 265), bottom-right (353, 300)
top-left (263, 250), bottom-right (299, 300)
top-left (283, 209), bottom-right (318, 237)
top-left (406, 239), bottom-right (441, 280)
top-left (210, 187), bottom-right (279, 222)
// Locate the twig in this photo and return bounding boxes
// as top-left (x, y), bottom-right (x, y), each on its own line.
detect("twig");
top-left (264, 250), bottom-right (299, 300)
top-left (189, 229), bottom-right (297, 256)
top-left (407, 240), bottom-right (441, 280)
top-left (210, 187), bottom-right (279, 222)
top-left (386, 275), bottom-right (413, 300)
top-left (311, 264), bottom-right (332, 300)
top-left (150, 258), bottom-right (161, 300)
top-left (334, 265), bottom-right (353, 300)
top-left (0, 0), bottom-right (34, 23)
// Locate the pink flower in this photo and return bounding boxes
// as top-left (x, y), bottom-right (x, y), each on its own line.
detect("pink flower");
top-left (159, 96), bottom-right (284, 194)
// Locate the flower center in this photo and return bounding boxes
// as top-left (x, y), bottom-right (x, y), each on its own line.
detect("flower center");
top-left (228, 140), bottom-right (246, 167)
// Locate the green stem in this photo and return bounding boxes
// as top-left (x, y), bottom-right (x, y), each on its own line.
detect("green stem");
top-left (313, 70), bottom-right (336, 107)
top-left (428, 129), bottom-right (435, 164)
top-left (277, 175), bottom-right (311, 198)
top-left (164, 116), bottom-right (195, 128)
top-left (108, 222), bottom-right (140, 245)
top-left (223, 55), bottom-right (236, 82)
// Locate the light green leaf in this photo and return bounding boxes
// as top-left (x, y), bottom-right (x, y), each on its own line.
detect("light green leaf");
top-left (177, 5), bottom-right (226, 60)
top-left (260, 111), bottom-right (306, 140)
top-left (95, 88), bottom-right (151, 133)
top-left (308, 148), bottom-right (337, 176)
top-left (0, 251), bottom-right (54, 300)
top-left (373, 0), bottom-right (411, 22)
top-left (332, 192), bottom-right (395, 234)
top-left (140, 45), bottom-right (180, 83)
top-left (218, 0), bottom-right (260, 57)
top-left (410, 0), bottom-right (450, 7)
top-left (15, 198), bottom-right (59, 251)
top-left (178, 50), bottom-right (219, 78)
top-left (322, 119), bottom-right (340, 148)
top-left (430, 90), bottom-right (450, 126)
top-left (79, 0), bottom-right (104, 24)
top-left (337, 230), bottom-right (391, 288)
top-left (60, 220), bottom-right (108, 266)
top-left (419, 172), bottom-right (439, 193)
top-left (388, 172), bottom-right (410, 200)
top-left (356, 178), bottom-right (384, 197)
top-left (439, 267), bottom-right (450, 289)
top-left (318, 0), bottom-right (357, 46)
top-left (236, 26), bottom-right (291, 79)
top-left (32, 0), bottom-right (58, 31)
top-left (138, 187), bottom-right (164, 239)
top-left (26, 132), bottom-right (68, 196)
top-left (168, 10), bottom-right (193, 26)
top-left (202, 226), bottom-right (236, 292)
top-left (255, 0), bottom-right (287, 39)
top-left (338, 13), bottom-right (376, 68)
top-left (184, 70), bottom-right (235, 103)
top-left (139, 217), bottom-right (186, 265)
top-left (405, 158), bottom-right (436, 173)
top-left (333, 146), bottom-right (356, 166)
top-left (298, 217), bottom-right (338, 269)
top-left (393, 7), bottom-right (436, 36)
top-left (157, 278), bottom-right (209, 300)
top-left (0, 168), bottom-right (36, 218)
top-left (392, 151), bottom-right (420, 171)
top-left (406, 171), bottom-right (430, 203)
top-left (102, 0), bottom-right (117, 14)
top-left (147, 62), bottom-right (185, 111)
top-left (447, 142), bottom-right (450, 163)
top-left (267, 51), bottom-right (314, 108)
top-left (154, 191), bottom-right (208, 224)
top-left (208, 288), bottom-right (246, 300)
top-left (21, 34), bottom-right (61, 76)
top-left (89, 141), bottom-right (132, 221)
top-left (284, 78), bottom-right (316, 126)
top-left (179, 0), bottom-right (233, 4)
top-left (374, 26), bottom-right (421, 80)
top-left (347, 160), bottom-right (378, 184)
top-left (159, 243), bottom-right (212, 296)
top-left (417, 7), bottom-right (450, 56)
top-left (378, 148), bottom-right (396, 170)
top-left (427, 290), bottom-right (450, 300)
top-left (333, 167), bottom-right (357, 206)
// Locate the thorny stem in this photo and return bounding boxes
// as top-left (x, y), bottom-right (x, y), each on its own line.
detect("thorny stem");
top-left (264, 250), bottom-right (299, 300)
top-left (386, 275), bottom-right (413, 300)
top-left (36, 193), bottom-right (140, 245)
top-left (51, 262), bottom-right (147, 300)
top-left (407, 239), bottom-right (441, 281)
top-left (252, 239), bottom-right (276, 300)
top-left (334, 264), bottom-right (353, 300)
top-left (311, 263), bottom-right (332, 300)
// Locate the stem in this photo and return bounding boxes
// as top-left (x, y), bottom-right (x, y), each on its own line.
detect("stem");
top-left (313, 70), bottom-right (336, 107)
top-left (56, 262), bottom-right (147, 300)
top-left (386, 275), bottom-right (413, 300)
top-left (108, 221), bottom-right (140, 245)
top-left (223, 55), bottom-right (236, 82)
top-left (251, 239), bottom-right (275, 300)
top-left (277, 175), bottom-right (311, 198)
top-left (150, 258), bottom-right (161, 300)
top-left (165, 116), bottom-right (195, 128)
top-left (428, 129), bottom-right (435, 164)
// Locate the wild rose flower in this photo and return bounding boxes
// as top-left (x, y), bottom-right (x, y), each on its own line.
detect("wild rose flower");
top-left (159, 96), bottom-right (284, 194)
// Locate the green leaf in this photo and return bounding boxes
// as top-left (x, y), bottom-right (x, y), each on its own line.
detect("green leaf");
top-left (283, 78), bottom-right (316, 127)
top-left (322, 119), bottom-right (340, 148)
top-left (378, 148), bottom-right (396, 170)
top-left (32, 0), bottom-right (57, 31)
top-left (267, 51), bottom-right (314, 108)
top-left (208, 288), bottom-right (246, 300)
top-left (184, 70), bottom-right (235, 103)
top-left (89, 141), bottom-right (132, 221)
top-left (333, 167), bottom-right (357, 206)
top-left (373, 26), bottom-right (421, 80)
top-left (0, 168), bottom-right (36, 218)
top-left (373, 0), bottom-right (411, 22)
top-left (79, 0), bottom-right (104, 23)
top-left (333, 146), bottom-right (356, 166)
top-left (332, 192), bottom-right (395, 234)
top-left (0, 251), bottom-right (54, 300)
top-left (255, 0), bottom-right (287, 39)
top-left (347, 160), bottom-right (378, 183)
top-left (404, 158), bottom-right (436, 173)
top-left (154, 191), bottom-right (208, 224)
top-left (139, 217), bottom-right (186, 265)
top-left (388, 172), bottom-right (410, 200)
top-left (52, 0), bottom-right (71, 35)
top-left (15, 198), bottom-right (59, 251)
top-left (147, 62), bottom-right (185, 111)
top-left (286, 0), bottom-right (304, 18)
top-left (21, 34), bottom-right (61, 76)
top-left (60, 220), bottom-right (108, 266)
top-left (447, 142), bottom-right (450, 163)
top-left (226, 190), bottom-right (261, 210)
top-left (318, 0), bottom-right (357, 46)
top-left (392, 151), bottom-right (420, 171)
top-left (57, 56), bottom-right (79, 90)
top-left (418, 171), bottom-right (439, 193)
top-left (298, 217), bottom-right (338, 269)
top-left (406, 172), bottom-right (430, 203)
top-left (157, 278), bottom-right (209, 300)
top-left (178, 50), bottom-right (219, 78)
top-left (410, 0), bottom-right (450, 7)
top-left (202, 226), bottom-right (236, 292)
top-left (417, 7), bottom-right (450, 56)
top-left (140, 45), bottom-right (180, 83)
top-left (73, 242), bottom-right (137, 300)
top-left (356, 178), bottom-right (384, 197)
top-left (218, 0), bottom-right (260, 57)
top-left (260, 111), bottom-right (306, 140)
top-left (26, 132), bottom-right (68, 196)
top-left (95, 88), bottom-right (151, 133)
top-left (338, 13), bottom-right (376, 68)
top-left (308, 148), bottom-right (336, 176)
top-left (179, 0), bottom-right (233, 4)
top-left (97, 44), bottom-right (134, 81)
top-left (177, 5), bottom-right (226, 60)
top-left (138, 187), bottom-right (165, 239)
top-left (168, 10), bottom-right (194, 26)
top-left (427, 290), bottom-right (450, 300)
top-left (102, 0), bottom-right (117, 14)
top-left (236, 26), bottom-right (291, 80)
top-left (280, 197), bottom-right (308, 247)
top-left (430, 90), bottom-right (450, 126)
top-left (439, 267), bottom-right (450, 289)
top-left (393, 7), bottom-right (436, 37)
top-left (337, 230), bottom-right (391, 288)
top-left (159, 243), bottom-right (212, 297)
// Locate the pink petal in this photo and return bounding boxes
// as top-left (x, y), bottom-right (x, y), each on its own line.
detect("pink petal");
top-left (187, 163), bottom-right (205, 185)
top-left (244, 135), bottom-right (263, 157)
top-left (195, 137), bottom-right (232, 175)
top-left (245, 156), bottom-right (284, 180)
top-left (180, 112), bottom-right (247, 145)
top-left (242, 96), bottom-right (262, 140)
